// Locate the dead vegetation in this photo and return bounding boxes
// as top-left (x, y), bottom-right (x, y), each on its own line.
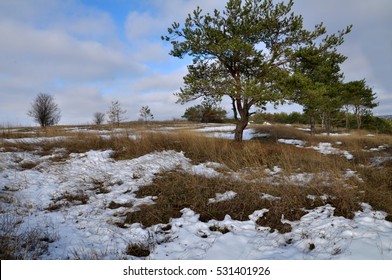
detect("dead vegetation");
top-left (0, 213), bottom-right (58, 259)
top-left (1, 122), bottom-right (392, 258)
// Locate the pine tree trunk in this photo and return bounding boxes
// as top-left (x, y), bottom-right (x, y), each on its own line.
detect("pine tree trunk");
top-left (345, 109), bottom-right (350, 132)
top-left (355, 106), bottom-right (361, 129)
top-left (234, 118), bottom-right (248, 142)
top-left (310, 112), bottom-right (315, 136)
top-left (232, 91), bottom-right (249, 141)
top-left (320, 112), bottom-right (325, 129)
top-left (346, 112), bottom-right (350, 132)
top-left (325, 112), bottom-right (331, 136)
top-left (356, 114), bottom-right (362, 129)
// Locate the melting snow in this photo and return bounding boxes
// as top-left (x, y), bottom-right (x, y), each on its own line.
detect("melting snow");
top-left (265, 166), bottom-right (283, 176)
top-left (1, 136), bottom-right (68, 144)
top-left (208, 191), bottom-right (237, 204)
top-left (1, 146), bottom-right (392, 259)
top-left (367, 144), bottom-right (389, 152)
top-left (310, 142), bottom-right (354, 160)
top-left (320, 133), bottom-right (351, 136)
top-left (150, 204), bottom-right (392, 260)
top-left (196, 125), bottom-right (236, 132)
top-left (278, 139), bottom-right (354, 160)
top-left (260, 193), bottom-right (281, 201)
top-left (278, 139), bottom-right (306, 146)
top-left (196, 125), bottom-right (269, 140)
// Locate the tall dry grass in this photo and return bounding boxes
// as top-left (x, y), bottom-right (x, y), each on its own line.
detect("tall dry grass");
top-left (2, 123), bottom-right (392, 230)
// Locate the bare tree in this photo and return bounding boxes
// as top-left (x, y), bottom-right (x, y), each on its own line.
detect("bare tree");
top-left (27, 93), bottom-right (61, 127)
top-left (107, 100), bottom-right (127, 126)
top-left (93, 112), bottom-right (105, 125)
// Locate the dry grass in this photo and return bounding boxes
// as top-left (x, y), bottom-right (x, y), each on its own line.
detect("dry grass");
top-left (359, 166), bottom-right (392, 216)
top-left (2, 122), bottom-right (392, 234)
top-left (125, 243), bottom-right (151, 257)
top-left (0, 213), bottom-right (58, 259)
top-left (122, 171), bottom-right (363, 232)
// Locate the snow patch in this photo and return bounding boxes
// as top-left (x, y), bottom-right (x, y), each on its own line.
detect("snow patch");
top-left (208, 191), bottom-right (237, 204)
top-left (260, 193), bottom-right (281, 201)
top-left (2, 136), bottom-right (68, 144)
top-left (278, 139), bottom-right (306, 146)
top-left (310, 142), bottom-right (354, 160)
top-left (196, 125), bottom-right (269, 140)
top-left (320, 133), bottom-right (351, 137)
top-left (367, 144), bottom-right (389, 152)
top-left (1, 146), bottom-right (392, 260)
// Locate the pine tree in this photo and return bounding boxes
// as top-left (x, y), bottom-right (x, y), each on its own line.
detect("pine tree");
top-left (182, 101), bottom-right (227, 123)
top-left (163, 0), bottom-right (351, 141)
top-left (342, 80), bottom-right (378, 129)
top-left (139, 106), bottom-right (154, 122)
top-left (289, 35), bottom-right (350, 135)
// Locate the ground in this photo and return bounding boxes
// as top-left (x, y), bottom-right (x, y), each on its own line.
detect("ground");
top-left (1, 122), bottom-right (391, 259)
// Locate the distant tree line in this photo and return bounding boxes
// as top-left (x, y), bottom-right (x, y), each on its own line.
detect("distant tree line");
top-left (182, 101), bottom-right (227, 123)
top-left (251, 112), bottom-right (392, 134)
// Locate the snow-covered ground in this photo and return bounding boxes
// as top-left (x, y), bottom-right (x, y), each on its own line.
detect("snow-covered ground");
top-left (1, 136), bottom-right (69, 144)
top-left (196, 125), bottom-right (270, 140)
top-left (1, 141), bottom-right (392, 259)
top-left (1, 125), bottom-right (392, 260)
top-left (278, 138), bottom-right (354, 160)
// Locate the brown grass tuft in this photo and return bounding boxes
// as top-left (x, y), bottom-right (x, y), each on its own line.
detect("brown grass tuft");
top-left (2, 122), bottom-right (392, 237)
top-left (123, 171), bottom-right (363, 232)
top-left (125, 243), bottom-right (151, 257)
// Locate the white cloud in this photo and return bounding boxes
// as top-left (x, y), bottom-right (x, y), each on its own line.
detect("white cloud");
top-left (0, 3), bottom-right (147, 126)
top-left (339, 43), bottom-right (375, 82)
top-left (129, 68), bottom-right (186, 93)
top-left (125, 11), bottom-right (163, 41)
top-left (124, 0), bottom-right (228, 45)
top-left (54, 86), bottom-right (109, 124)
top-left (151, 0), bottom-right (227, 18)
top-left (0, 20), bottom-right (142, 81)
top-left (1, 0), bottom-right (391, 125)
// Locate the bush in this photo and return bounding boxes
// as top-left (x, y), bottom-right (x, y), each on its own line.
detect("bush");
top-left (182, 104), bottom-right (227, 123)
top-left (361, 115), bottom-right (392, 134)
top-left (0, 214), bottom-right (58, 259)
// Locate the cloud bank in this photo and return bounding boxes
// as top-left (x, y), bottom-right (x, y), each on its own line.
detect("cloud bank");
top-left (0, 0), bottom-right (391, 125)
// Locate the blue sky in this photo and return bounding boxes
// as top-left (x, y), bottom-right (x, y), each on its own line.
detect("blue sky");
top-left (0, 0), bottom-right (391, 125)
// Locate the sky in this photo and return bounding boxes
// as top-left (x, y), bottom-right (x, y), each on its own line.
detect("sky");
top-left (0, 0), bottom-right (391, 126)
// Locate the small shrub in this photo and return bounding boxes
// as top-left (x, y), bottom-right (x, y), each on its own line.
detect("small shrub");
top-left (108, 201), bottom-right (133, 209)
top-left (0, 214), bottom-right (58, 259)
top-left (125, 243), bottom-right (151, 257)
top-left (209, 225), bottom-right (230, 234)
top-left (256, 207), bottom-right (306, 233)
top-left (47, 191), bottom-right (89, 211)
top-left (62, 191), bottom-right (89, 204)
top-left (19, 160), bottom-right (39, 170)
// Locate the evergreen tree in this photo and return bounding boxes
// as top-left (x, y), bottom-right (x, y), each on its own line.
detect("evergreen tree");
top-left (163, 0), bottom-right (351, 141)
top-left (342, 80), bottom-right (378, 129)
top-left (289, 37), bottom-right (350, 134)
top-left (182, 102), bottom-right (227, 122)
top-left (139, 106), bottom-right (154, 122)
